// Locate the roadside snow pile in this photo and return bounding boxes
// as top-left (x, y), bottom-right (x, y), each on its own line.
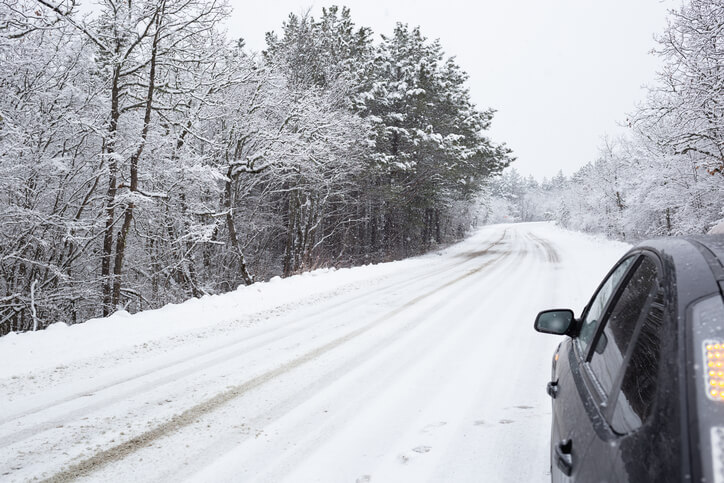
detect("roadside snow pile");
top-left (708, 219), bottom-right (724, 234)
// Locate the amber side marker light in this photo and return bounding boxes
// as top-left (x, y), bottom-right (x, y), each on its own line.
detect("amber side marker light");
top-left (705, 341), bottom-right (724, 401)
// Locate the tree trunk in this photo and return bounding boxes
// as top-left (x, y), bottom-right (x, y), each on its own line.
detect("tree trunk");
top-left (101, 63), bottom-right (122, 316)
top-left (224, 171), bottom-right (254, 286)
top-left (434, 208), bottom-right (441, 243)
top-left (112, 11), bottom-right (162, 308)
top-left (283, 192), bottom-right (297, 277)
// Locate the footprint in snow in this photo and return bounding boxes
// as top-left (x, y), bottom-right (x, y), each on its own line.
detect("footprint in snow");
top-left (356, 475), bottom-right (371, 483)
top-left (398, 445), bottom-right (433, 465)
top-left (421, 421), bottom-right (447, 433)
top-left (499, 419), bottom-right (515, 424)
top-left (473, 420), bottom-right (486, 426)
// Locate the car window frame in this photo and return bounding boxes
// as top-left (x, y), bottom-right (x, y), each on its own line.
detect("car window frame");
top-left (578, 250), bottom-right (665, 433)
top-left (592, 253), bottom-right (663, 412)
top-left (571, 254), bottom-right (641, 417)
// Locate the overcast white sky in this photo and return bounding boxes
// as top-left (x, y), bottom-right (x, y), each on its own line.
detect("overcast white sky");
top-left (225, 0), bottom-right (675, 180)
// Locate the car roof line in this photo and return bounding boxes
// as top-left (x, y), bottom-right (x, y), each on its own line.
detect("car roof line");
top-left (685, 238), bottom-right (724, 296)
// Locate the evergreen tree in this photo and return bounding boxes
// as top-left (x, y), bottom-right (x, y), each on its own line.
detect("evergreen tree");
top-left (357, 24), bottom-right (511, 251)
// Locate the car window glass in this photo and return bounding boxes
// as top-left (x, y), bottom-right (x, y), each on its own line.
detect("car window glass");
top-left (588, 257), bottom-right (658, 399)
top-left (578, 256), bottom-right (636, 353)
top-left (610, 288), bottom-right (664, 434)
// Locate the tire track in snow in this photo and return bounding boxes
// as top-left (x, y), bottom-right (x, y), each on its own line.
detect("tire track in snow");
top-left (222, 240), bottom-right (530, 483)
top-left (527, 232), bottom-right (561, 264)
top-left (39, 235), bottom-right (515, 483)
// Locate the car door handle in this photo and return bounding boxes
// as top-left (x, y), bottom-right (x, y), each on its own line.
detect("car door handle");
top-left (547, 380), bottom-right (558, 398)
top-left (555, 439), bottom-right (573, 476)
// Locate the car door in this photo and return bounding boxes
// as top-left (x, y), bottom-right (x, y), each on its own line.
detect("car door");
top-left (550, 254), bottom-right (637, 482)
top-left (575, 253), bottom-right (674, 482)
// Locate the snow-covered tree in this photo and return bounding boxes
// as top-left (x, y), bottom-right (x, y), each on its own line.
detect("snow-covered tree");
top-left (357, 23), bottom-right (511, 254)
top-left (0, 3), bottom-right (511, 335)
top-left (489, 0), bottom-right (724, 241)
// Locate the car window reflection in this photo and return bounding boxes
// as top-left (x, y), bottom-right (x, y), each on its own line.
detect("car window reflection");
top-left (578, 256), bottom-right (636, 353)
top-left (610, 288), bottom-right (664, 434)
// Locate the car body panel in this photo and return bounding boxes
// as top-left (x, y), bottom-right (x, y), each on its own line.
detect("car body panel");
top-left (549, 338), bottom-right (595, 482)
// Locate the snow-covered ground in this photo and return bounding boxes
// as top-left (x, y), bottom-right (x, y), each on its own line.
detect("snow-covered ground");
top-left (0, 222), bottom-right (629, 483)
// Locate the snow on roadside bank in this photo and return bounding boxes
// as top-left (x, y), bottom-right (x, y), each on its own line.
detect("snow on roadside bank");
top-left (0, 263), bottom-right (407, 379)
top-left (0, 222), bottom-right (630, 380)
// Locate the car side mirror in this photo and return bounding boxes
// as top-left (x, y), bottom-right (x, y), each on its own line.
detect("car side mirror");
top-left (534, 309), bottom-right (575, 335)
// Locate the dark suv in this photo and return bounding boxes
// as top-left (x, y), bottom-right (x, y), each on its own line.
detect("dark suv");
top-left (534, 236), bottom-right (724, 482)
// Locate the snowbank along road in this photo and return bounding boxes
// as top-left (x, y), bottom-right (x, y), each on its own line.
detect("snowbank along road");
top-left (0, 222), bottom-right (629, 482)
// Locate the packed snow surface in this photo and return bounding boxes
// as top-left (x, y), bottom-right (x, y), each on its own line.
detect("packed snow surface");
top-left (0, 222), bottom-right (629, 482)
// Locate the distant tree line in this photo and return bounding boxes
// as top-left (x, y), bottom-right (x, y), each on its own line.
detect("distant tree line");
top-left (0, 1), bottom-right (510, 334)
top-left (485, 0), bottom-right (724, 240)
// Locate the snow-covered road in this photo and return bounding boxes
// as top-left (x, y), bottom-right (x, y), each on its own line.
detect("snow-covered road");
top-left (0, 223), bottom-right (629, 482)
